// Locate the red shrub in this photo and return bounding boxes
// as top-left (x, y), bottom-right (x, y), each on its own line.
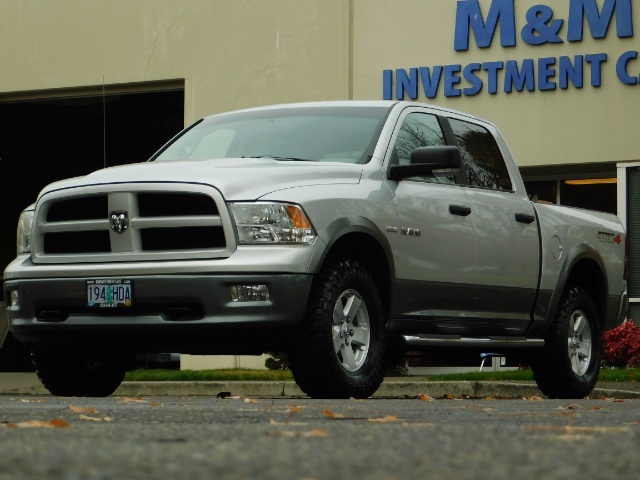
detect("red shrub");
top-left (603, 320), bottom-right (640, 367)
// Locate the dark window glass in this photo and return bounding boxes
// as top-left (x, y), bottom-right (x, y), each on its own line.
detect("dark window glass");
top-left (392, 113), bottom-right (453, 184)
top-left (449, 119), bottom-right (512, 191)
top-left (560, 180), bottom-right (616, 214)
top-left (524, 180), bottom-right (557, 204)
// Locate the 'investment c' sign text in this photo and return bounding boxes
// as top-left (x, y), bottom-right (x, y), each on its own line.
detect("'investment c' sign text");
top-left (383, 0), bottom-right (639, 99)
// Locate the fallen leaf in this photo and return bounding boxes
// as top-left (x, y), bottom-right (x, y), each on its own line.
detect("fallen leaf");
top-left (323, 410), bottom-right (346, 418)
top-left (121, 397), bottom-right (148, 404)
top-left (79, 414), bottom-right (113, 422)
top-left (523, 396), bottom-right (544, 401)
top-left (443, 394), bottom-right (456, 400)
top-left (269, 419), bottom-right (307, 426)
top-left (417, 393), bottom-right (435, 402)
top-left (217, 392), bottom-right (232, 399)
top-left (4, 419), bottom-right (71, 428)
top-left (287, 405), bottom-right (302, 413)
top-left (69, 405), bottom-right (97, 414)
top-left (368, 415), bottom-right (399, 423)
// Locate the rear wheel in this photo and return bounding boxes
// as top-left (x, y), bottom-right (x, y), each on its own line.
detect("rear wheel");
top-left (31, 350), bottom-right (128, 397)
top-left (532, 286), bottom-right (601, 399)
top-left (288, 258), bottom-right (385, 399)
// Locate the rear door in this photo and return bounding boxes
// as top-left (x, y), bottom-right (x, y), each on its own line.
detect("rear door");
top-left (447, 116), bottom-right (540, 331)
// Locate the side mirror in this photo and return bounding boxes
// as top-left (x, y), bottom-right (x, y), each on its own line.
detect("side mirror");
top-left (387, 146), bottom-right (462, 181)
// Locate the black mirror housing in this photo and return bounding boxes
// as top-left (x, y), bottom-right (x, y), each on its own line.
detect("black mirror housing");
top-left (388, 146), bottom-right (462, 181)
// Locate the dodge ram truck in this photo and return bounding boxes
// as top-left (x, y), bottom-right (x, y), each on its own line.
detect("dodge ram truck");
top-left (3, 101), bottom-right (628, 399)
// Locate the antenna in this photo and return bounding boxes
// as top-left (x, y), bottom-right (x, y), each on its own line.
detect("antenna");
top-left (103, 76), bottom-right (107, 169)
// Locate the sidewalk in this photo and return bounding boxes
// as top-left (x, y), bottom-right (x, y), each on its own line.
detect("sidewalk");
top-left (1, 372), bottom-right (640, 399)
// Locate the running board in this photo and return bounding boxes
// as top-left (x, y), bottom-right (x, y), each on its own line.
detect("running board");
top-left (402, 335), bottom-right (544, 349)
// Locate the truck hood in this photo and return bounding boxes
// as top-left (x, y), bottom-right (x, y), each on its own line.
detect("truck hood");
top-left (39, 158), bottom-right (363, 201)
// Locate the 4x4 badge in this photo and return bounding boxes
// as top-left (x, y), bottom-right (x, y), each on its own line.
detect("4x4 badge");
top-left (110, 211), bottom-right (129, 235)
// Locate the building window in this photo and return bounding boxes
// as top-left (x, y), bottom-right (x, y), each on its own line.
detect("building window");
top-left (524, 178), bottom-right (617, 214)
top-left (561, 179), bottom-right (617, 214)
top-left (524, 180), bottom-right (557, 204)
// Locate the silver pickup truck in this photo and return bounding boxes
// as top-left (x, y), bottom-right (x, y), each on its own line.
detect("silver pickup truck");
top-left (3, 101), bottom-right (628, 399)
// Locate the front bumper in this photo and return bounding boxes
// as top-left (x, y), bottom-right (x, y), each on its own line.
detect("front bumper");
top-left (3, 273), bottom-right (312, 353)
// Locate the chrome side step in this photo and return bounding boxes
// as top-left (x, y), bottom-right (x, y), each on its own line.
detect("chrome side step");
top-left (402, 335), bottom-right (544, 349)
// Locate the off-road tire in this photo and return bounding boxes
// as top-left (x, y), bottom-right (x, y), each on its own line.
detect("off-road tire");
top-left (532, 285), bottom-right (601, 399)
top-left (288, 258), bottom-right (385, 399)
top-left (31, 351), bottom-right (128, 397)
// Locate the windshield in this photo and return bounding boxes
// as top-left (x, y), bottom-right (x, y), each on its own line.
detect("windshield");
top-left (152, 106), bottom-right (391, 164)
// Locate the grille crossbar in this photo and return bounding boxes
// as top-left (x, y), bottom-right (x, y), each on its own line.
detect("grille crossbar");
top-left (34, 187), bottom-right (231, 262)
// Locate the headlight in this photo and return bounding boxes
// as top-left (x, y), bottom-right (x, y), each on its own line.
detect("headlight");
top-left (229, 202), bottom-right (316, 244)
top-left (17, 208), bottom-right (35, 254)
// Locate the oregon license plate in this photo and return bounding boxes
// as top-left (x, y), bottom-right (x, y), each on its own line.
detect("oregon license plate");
top-left (86, 279), bottom-right (133, 308)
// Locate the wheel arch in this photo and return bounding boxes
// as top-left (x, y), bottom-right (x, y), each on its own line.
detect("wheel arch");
top-left (540, 246), bottom-right (609, 336)
top-left (309, 218), bottom-right (395, 324)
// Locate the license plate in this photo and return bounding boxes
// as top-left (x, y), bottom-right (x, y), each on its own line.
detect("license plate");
top-left (87, 279), bottom-right (133, 308)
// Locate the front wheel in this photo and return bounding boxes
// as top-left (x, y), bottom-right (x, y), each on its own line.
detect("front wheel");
top-left (288, 258), bottom-right (385, 399)
top-left (532, 286), bottom-right (601, 399)
top-left (31, 350), bottom-right (128, 397)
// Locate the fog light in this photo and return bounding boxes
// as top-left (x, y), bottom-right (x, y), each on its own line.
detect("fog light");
top-left (9, 290), bottom-right (19, 307)
top-left (230, 285), bottom-right (269, 302)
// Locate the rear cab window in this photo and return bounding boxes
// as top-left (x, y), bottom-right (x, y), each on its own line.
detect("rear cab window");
top-left (448, 118), bottom-right (513, 191)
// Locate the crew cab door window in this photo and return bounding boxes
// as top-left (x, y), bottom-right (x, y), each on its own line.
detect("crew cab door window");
top-left (449, 119), bottom-right (512, 191)
top-left (394, 113), bottom-right (456, 184)
top-left (390, 111), bottom-right (475, 326)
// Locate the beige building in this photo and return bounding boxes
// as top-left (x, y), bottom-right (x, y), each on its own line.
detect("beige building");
top-left (1, 0), bottom-right (638, 368)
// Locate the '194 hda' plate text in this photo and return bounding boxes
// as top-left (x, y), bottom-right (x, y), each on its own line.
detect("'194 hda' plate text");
top-left (87, 279), bottom-right (133, 308)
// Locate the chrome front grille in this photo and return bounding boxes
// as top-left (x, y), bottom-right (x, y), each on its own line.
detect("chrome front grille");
top-left (33, 184), bottom-right (234, 263)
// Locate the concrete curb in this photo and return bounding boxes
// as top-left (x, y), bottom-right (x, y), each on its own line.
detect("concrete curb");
top-left (2, 373), bottom-right (640, 399)
top-left (104, 380), bottom-right (640, 399)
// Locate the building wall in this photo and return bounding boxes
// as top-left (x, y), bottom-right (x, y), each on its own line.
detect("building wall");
top-left (181, 354), bottom-right (270, 371)
top-left (352, 0), bottom-right (640, 168)
top-left (0, 0), bottom-right (351, 119)
top-left (2, 1), bottom-right (639, 170)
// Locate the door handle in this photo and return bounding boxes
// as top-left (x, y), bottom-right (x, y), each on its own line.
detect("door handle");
top-left (449, 205), bottom-right (472, 217)
top-left (515, 213), bottom-right (535, 224)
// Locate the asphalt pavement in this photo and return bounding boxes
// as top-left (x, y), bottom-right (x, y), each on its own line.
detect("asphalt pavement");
top-left (1, 372), bottom-right (640, 399)
top-left (3, 396), bottom-right (639, 479)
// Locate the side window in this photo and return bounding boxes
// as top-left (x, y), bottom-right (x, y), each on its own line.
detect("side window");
top-left (393, 112), bottom-right (454, 184)
top-left (449, 119), bottom-right (513, 191)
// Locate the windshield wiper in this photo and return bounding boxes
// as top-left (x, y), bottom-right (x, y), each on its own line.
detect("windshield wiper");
top-left (243, 155), bottom-right (317, 162)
